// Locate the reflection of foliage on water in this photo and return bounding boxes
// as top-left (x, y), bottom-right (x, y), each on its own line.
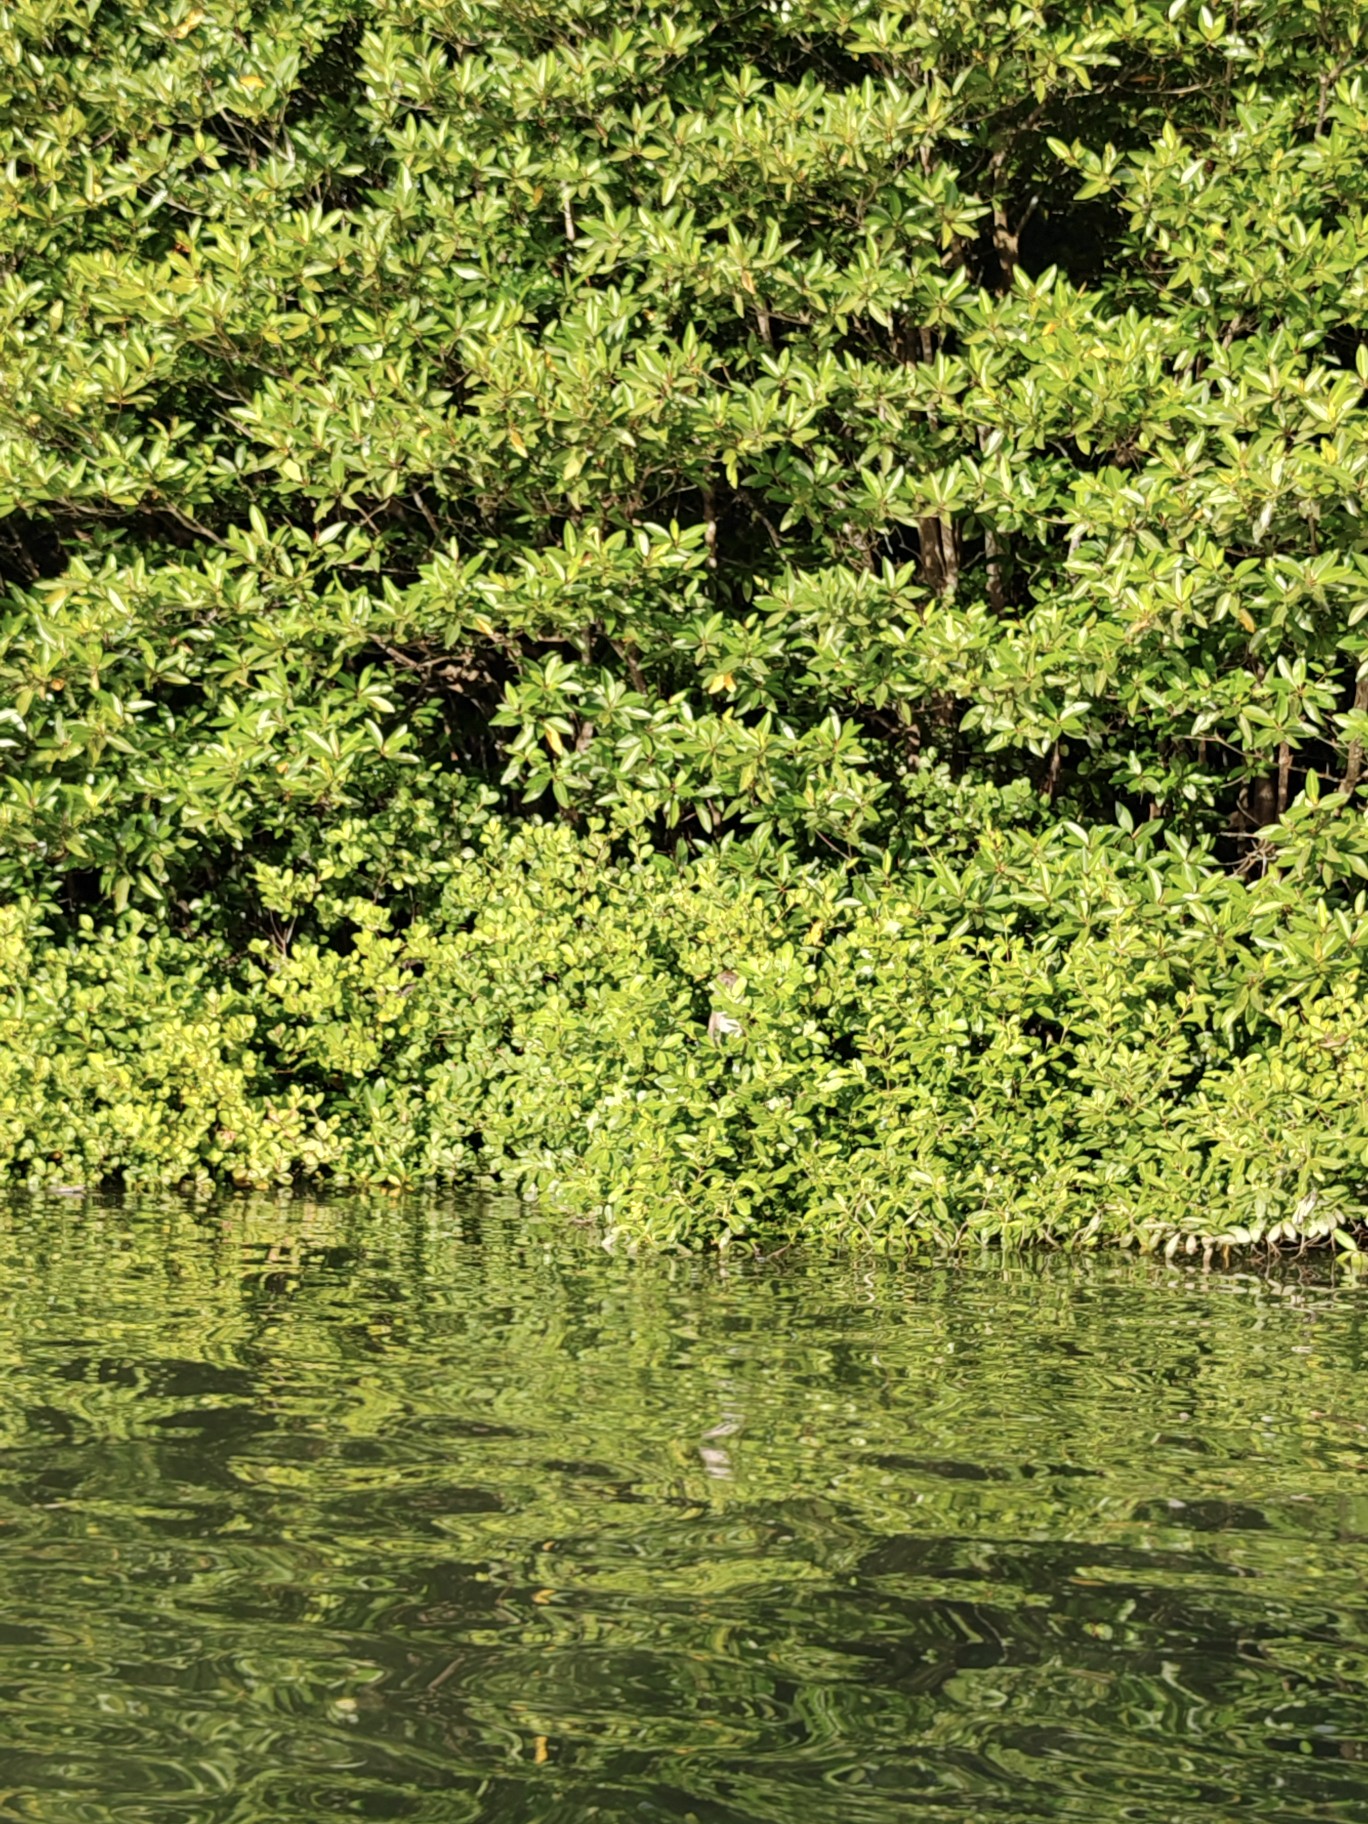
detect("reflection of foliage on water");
top-left (0, 1196), bottom-right (1366, 1822)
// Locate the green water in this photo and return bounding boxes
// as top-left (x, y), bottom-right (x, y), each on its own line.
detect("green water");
top-left (1, 1199), bottom-right (1367, 1823)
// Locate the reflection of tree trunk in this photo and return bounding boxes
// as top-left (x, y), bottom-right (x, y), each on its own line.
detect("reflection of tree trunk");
top-left (1343, 671), bottom-right (1368, 790)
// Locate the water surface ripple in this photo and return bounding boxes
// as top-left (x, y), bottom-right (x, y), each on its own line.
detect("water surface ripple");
top-left (1, 1197), bottom-right (1366, 1822)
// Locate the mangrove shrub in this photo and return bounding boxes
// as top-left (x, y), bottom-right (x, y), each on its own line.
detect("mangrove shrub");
top-left (2, 0), bottom-right (1368, 1243)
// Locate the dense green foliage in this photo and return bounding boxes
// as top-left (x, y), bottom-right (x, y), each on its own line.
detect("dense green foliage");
top-left (3, 0), bottom-right (1368, 1243)
top-left (7, 819), bottom-right (1368, 1251)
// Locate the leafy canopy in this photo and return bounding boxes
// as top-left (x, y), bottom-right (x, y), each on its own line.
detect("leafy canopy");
top-left (3, 0), bottom-right (1368, 1242)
